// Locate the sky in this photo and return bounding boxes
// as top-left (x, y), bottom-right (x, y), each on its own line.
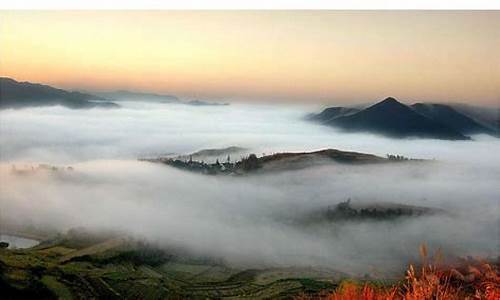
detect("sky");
top-left (1, 11), bottom-right (499, 105)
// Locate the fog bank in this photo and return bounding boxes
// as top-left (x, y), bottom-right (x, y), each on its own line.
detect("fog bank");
top-left (1, 102), bottom-right (499, 275)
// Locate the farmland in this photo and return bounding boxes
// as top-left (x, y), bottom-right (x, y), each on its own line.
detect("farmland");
top-left (0, 231), bottom-right (343, 299)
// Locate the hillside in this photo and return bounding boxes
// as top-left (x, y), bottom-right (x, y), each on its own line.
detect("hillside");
top-left (254, 149), bottom-right (386, 172)
top-left (143, 148), bottom-right (415, 175)
top-left (0, 231), bottom-right (342, 299)
top-left (0, 77), bottom-right (119, 109)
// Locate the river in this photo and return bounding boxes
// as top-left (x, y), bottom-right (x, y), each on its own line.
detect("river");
top-left (0, 234), bottom-right (40, 249)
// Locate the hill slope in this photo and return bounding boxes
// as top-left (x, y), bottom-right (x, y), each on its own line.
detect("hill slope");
top-left (0, 77), bottom-right (119, 109)
top-left (145, 148), bottom-right (414, 176)
top-left (0, 232), bottom-right (342, 299)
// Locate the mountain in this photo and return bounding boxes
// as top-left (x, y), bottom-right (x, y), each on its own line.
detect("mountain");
top-left (95, 90), bottom-right (180, 103)
top-left (0, 77), bottom-right (119, 109)
top-left (332, 97), bottom-right (468, 140)
top-left (310, 97), bottom-right (477, 140)
top-left (411, 103), bottom-right (495, 135)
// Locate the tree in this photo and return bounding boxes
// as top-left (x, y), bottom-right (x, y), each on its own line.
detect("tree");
top-left (242, 154), bottom-right (260, 171)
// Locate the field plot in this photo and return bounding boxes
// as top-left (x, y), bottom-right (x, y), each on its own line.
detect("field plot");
top-left (0, 235), bottom-right (339, 299)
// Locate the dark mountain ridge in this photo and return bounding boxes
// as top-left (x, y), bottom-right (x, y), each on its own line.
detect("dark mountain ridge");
top-left (310, 97), bottom-right (496, 140)
top-left (0, 77), bottom-right (119, 109)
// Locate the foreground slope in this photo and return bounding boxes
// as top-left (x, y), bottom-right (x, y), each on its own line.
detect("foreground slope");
top-left (0, 232), bottom-right (342, 299)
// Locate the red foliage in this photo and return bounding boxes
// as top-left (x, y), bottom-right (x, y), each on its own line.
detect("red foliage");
top-left (296, 246), bottom-right (499, 300)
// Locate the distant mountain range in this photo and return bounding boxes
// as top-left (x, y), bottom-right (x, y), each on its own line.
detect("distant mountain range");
top-left (94, 90), bottom-right (228, 106)
top-left (0, 77), bottom-right (119, 109)
top-left (0, 77), bottom-right (228, 109)
top-left (94, 90), bottom-right (180, 103)
top-left (309, 97), bottom-right (498, 140)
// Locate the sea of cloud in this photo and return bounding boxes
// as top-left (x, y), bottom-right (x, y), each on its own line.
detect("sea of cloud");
top-left (0, 101), bottom-right (499, 275)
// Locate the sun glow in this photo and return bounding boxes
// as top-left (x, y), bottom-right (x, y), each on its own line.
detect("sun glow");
top-left (1, 11), bottom-right (499, 104)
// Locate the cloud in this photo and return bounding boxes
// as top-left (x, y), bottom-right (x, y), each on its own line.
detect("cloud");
top-left (0, 102), bottom-right (499, 276)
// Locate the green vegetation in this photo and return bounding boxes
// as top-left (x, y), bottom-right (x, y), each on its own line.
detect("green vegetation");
top-left (0, 232), bottom-right (341, 299)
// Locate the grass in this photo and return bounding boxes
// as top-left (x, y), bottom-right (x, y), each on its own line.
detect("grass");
top-left (40, 276), bottom-right (73, 299)
top-left (296, 245), bottom-right (500, 300)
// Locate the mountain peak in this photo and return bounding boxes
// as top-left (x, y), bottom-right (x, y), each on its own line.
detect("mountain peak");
top-left (367, 97), bottom-right (408, 113)
top-left (380, 97), bottom-right (400, 105)
top-left (310, 96), bottom-right (469, 140)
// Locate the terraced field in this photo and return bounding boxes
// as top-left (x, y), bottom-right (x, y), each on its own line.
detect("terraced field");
top-left (0, 235), bottom-right (342, 299)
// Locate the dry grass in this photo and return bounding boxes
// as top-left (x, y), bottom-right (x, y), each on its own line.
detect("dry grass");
top-left (296, 245), bottom-right (499, 300)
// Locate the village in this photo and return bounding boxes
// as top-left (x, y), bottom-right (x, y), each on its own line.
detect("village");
top-left (141, 153), bottom-right (261, 175)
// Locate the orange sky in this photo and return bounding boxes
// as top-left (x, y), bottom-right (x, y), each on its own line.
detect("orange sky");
top-left (1, 11), bottom-right (499, 104)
